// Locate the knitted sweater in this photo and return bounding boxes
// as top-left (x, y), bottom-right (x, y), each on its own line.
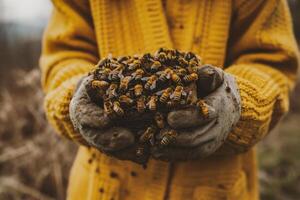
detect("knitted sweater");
top-left (40, 0), bottom-right (299, 199)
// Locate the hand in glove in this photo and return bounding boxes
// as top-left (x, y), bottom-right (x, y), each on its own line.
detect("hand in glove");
top-left (152, 66), bottom-right (241, 161)
top-left (69, 75), bottom-right (147, 163)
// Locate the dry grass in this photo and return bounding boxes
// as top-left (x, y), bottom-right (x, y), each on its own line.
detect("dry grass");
top-left (0, 69), bottom-right (77, 200)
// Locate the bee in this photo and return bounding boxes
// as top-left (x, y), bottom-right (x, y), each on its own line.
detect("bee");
top-left (157, 68), bottom-right (172, 82)
top-left (154, 112), bottom-right (165, 128)
top-left (171, 72), bottom-right (182, 84)
top-left (184, 51), bottom-right (196, 61)
top-left (139, 126), bottom-right (156, 144)
top-left (113, 101), bottom-right (124, 116)
top-left (106, 83), bottom-right (118, 98)
top-left (119, 95), bottom-right (134, 105)
top-left (128, 59), bottom-right (141, 70)
top-left (171, 86), bottom-right (184, 102)
top-left (132, 69), bottom-right (144, 80)
top-left (119, 76), bottom-right (132, 92)
top-left (147, 95), bottom-right (158, 111)
top-left (150, 61), bottom-right (162, 71)
top-left (178, 57), bottom-right (189, 67)
top-left (159, 87), bottom-right (173, 103)
top-left (142, 53), bottom-right (153, 61)
top-left (157, 52), bottom-right (168, 63)
top-left (104, 101), bottom-right (114, 117)
top-left (91, 80), bottom-right (109, 90)
top-left (136, 96), bottom-right (146, 113)
top-left (97, 68), bottom-right (111, 79)
top-left (160, 129), bottom-right (178, 146)
top-left (183, 73), bottom-right (198, 82)
top-left (197, 100), bottom-right (209, 118)
top-left (144, 75), bottom-right (158, 90)
top-left (98, 58), bottom-right (111, 68)
top-left (108, 70), bottom-right (121, 81)
top-left (176, 68), bottom-right (188, 77)
top-left (117, 56), bottom-right (130, 62)
top-left (167, 50), bottom-right (177, 60)
top-left (134, 84), bottom-right (143, 96)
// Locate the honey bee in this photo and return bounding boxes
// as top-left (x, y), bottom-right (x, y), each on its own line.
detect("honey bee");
top-left (98, 68), bottom-right (111, 79)
top-left (151, 61), bottom-right (162, 71)
top-left (106, 83), bottom-right (118, 98)
top-left (157, 68), bottom-right (172, 82)
top-left (128, 59), bottom-right (141, 70)
top-left (117, 56), bottom-right (130, 62)
top-left (119, 95), bottom-right (134, 105)
top-left (132, 69), bottom-right (144, 80)
top-left (98, 58), bottom-right (111, 68)
top-left (119, 76), bottom-right (132, 92)
top-left (104, 101), bottom-right (114, 117)
top-left (108, 70), bottom-right (121, 81)
top-left (183, 73), bottom-right (198, 82)
top-left (113, 101), bottom-right (124, 116)
top-left (147, 95), bottom-right (158, 111)
top-left (197, 100), bottom-right (209, 118)
top-left (136, 96), bottom-right (146, 113)
top-left (134, 84), bottom-right (143, 96)
top-left (178, 57), bottom-right (188, 67)
top-left (139, 126), bottom-right (156, 144)
top-left (157, 52), bottom-right (168, 63)
top-left (171, 86), bottom-right (184, 102)
top-left (91, 80), bottom-right (109, 90)
top-left (144, 75), bottom-right (158, 90)
top-left (160, 129), bottom-right (178, 146)
top-left (167, 50), bottom-right (177, 60)
top-left (154, 112), bottom-right (165, 128)
top-left (171, 72), bottom-right (182, 84)
top-left (159, 87), bottom-right (173, 103)
top-left (184, 52), bottom-right (196, 61)
top-left (176, 68), bottom-right (188, 77)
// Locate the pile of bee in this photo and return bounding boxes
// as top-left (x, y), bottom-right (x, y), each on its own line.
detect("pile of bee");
top-left (86, 48), bottom-right (217, 161)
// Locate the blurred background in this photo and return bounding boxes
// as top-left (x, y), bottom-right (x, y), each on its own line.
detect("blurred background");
top-left (0, 0), bottom-right (299, 199)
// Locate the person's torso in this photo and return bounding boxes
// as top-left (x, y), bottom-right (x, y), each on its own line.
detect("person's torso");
top-left (68, 0), bottom-right (257, 199)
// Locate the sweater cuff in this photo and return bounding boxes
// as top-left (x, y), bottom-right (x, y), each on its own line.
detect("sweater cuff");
top-left (44, 61), bottom-right (95, 146)
top-left (224, 64), bottom-right (289, 152)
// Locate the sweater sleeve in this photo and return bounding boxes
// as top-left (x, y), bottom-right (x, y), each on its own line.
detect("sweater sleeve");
top-left (40, 0), bottom-right (99, 145)
top-left (223, 0), bottom-right (299, 152)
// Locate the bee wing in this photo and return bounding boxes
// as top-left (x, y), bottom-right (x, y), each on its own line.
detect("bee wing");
top-left (155, 90), bottom-right (164, 96)
top-left (118, 72), bottom-right (124, 79)
top-left (166, 73), bottom-right (171, 79)
top-left (150, 136), bottom-right (155, 146)
top-left (150, 81), bottom-right (157, 90)
top-left (141, 77), bottom-right (149, 81)
top-left (170, 93), bottom-right (175, 99)
top-left (182, 91), bottom-right (187, 96)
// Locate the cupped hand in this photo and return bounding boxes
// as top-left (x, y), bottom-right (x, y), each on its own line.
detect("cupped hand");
top-left (152, 66), bottom-right (241, 161)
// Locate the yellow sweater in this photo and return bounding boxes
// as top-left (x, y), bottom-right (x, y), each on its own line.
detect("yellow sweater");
top-left (40, 0), bottom-right (299, 199)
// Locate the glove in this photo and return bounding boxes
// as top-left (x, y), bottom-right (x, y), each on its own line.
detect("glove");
top-left (151, 66), bottom-right (241, 161)
top-left (69, 75), bottom-right (146, 163)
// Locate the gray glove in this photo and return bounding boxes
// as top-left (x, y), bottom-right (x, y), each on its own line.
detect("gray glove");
top-left (151, 67), bottom-right (241, 161)
top-left (69, 75), bottom-right (142, 161)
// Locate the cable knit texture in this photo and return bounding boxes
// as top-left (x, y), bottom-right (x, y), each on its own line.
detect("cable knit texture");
top-left (40, 0), bottom-right (298, 199)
